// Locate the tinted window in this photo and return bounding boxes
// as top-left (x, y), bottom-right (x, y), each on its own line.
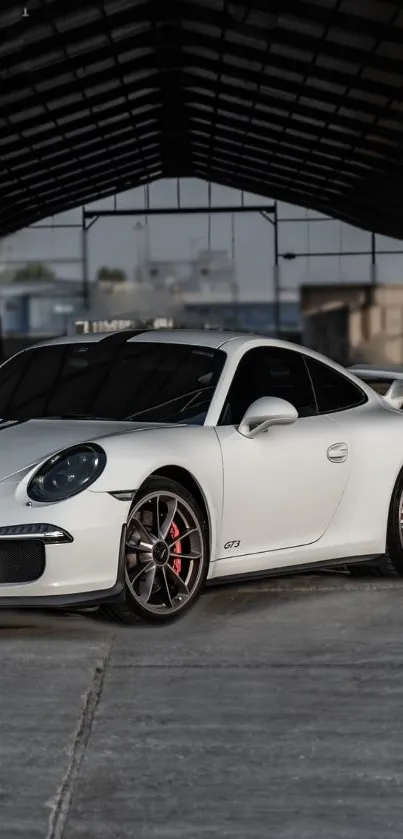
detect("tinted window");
top-left (220, 347), bottom-right (317, 425)
top-left (0, 342), bottom-right (226, 424)
top-left (306, 357), bottom-right (367, 413)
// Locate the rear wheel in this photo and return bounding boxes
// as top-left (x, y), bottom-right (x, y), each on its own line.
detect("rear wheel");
top-left (384, 470), bottom-right (403, 575)
top-left (101, 476), bottom-right (209, 624)
top-left (348, 472), bottom-right (403, 579)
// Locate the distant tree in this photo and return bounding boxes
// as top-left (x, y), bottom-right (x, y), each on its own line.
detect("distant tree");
top-left (13, 262), bottom-right (56, 282)
top-left (0, 268), bottom-right (16, 284)
top-left (96, 266), bottom-right (127, 283)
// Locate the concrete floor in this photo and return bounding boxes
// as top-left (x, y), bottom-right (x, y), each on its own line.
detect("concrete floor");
top-left (1, 572), bottom-right (403, 838)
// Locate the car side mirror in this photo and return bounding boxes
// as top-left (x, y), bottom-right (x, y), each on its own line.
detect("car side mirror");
top-left (238, 396), bottom-right (298, 438)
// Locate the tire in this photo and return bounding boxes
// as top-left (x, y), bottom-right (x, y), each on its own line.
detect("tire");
top-left (101, 476), bottom-right (209, 625)
top-left (348, 472), bottom-right (403, 579)
top-left (384, 470), bottom-right (403, 576)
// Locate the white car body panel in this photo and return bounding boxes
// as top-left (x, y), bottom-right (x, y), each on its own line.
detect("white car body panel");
top-left (0, 481), bottom-right (125, 596)
top-left (0, 330), bottom-right (401, 604)
top-left (216, 414), bottom-right (350, 555)
top-left (0, 419), bottom-right (168, 481)
top-left (89, 424), bottom-right (224, 577)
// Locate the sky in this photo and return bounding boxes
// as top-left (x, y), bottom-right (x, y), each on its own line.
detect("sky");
top-left (2, 177), bottom-right (403, 302)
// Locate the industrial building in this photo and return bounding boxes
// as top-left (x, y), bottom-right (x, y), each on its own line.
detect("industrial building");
top-left (301, 283), bottom-right (403, 366)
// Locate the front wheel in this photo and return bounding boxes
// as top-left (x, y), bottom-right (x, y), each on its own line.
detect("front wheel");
top-left (101, 476), bottom-right (209, 624)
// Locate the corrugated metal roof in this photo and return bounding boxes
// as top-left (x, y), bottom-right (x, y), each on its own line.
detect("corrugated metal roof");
top-left (2, 0), bottom-right (403, 237)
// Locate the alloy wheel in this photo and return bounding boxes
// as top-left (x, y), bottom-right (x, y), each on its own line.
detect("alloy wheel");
top-left (124, 490), bottom-right (205, 616)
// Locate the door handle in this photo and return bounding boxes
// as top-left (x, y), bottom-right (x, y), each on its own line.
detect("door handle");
top-left (327, 442), bottom-right (348, 463)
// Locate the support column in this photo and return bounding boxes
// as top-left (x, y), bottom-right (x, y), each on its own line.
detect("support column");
top-left (81, 208), bottom-right (90, 312)
top-left (273, 202), bottom-right (280, 336)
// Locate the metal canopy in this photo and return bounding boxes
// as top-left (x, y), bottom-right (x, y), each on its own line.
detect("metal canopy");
top-left (2, 0), bottom-right (403, 237)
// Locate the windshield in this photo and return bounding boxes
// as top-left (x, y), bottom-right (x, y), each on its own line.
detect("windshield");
top-left (0, 342), bottom-right (226, 424)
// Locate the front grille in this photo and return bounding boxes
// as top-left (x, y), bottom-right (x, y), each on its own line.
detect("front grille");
top-left (0, 540), bottom-right (45, 584)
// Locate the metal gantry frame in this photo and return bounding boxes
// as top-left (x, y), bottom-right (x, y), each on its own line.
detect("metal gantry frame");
top-left (0, 220), bottom-right (85, 272)
top-left (81, 198), bottom-right (403, 334)
top-left (81, 201), bottom-right (282, 329)
top-left (278, 217), bottom-right (403, 268)
top-left (15, 195), bottom-right (403, 337)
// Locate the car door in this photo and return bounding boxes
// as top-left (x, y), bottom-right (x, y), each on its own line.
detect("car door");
top-left (215, 347), bottom-right (353, 558)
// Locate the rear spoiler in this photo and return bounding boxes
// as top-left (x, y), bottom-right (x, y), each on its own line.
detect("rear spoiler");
top-left (384, 380), bottom-right (403, 410)
top-left (348, 366), bottom-right (403, 410)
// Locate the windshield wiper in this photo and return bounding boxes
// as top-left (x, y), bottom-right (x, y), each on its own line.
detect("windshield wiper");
top-left (124, 386), bottom-right (212, 421)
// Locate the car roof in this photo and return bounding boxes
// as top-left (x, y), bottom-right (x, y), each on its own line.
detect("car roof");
top-left (31, 328), bottom-right (304, 353)
top-left (22, 328), bottom-right (368, 377)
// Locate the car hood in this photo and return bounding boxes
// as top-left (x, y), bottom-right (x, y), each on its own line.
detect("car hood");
top-left (0, 418), bottom-right (178, 481)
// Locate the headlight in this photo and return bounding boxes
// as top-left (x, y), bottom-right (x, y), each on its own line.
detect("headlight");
top-left (27, 444), bottom-right (106, 503)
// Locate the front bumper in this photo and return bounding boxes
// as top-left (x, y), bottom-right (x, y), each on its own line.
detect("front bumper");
top-left (0, 485), bottom-right (130, 606)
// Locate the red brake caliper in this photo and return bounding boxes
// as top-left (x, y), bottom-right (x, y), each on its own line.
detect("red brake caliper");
top-left (169, 521), bottom-right (182, 575)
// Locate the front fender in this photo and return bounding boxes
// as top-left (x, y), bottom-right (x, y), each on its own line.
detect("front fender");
top-left (89, 426), bottom-right (224, 564)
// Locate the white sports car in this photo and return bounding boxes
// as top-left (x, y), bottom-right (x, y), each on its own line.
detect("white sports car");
top-left (0, 328), bottom-right (402, 624)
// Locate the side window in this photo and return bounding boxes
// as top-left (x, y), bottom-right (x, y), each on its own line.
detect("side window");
top-left (219, 347), bottom-right (317, 425)
top-left (306, 357), bottom-right (367, 414)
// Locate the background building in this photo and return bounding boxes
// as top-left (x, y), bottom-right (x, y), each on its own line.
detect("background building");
top-left (3, 180), bottom-right (403, 364)
top-left (0, 280), bottom-right (83, 336)
top-left (301, 283), bottom-right (403, 366)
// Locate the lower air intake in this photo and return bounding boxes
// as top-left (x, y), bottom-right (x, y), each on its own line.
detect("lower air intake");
top-left (0, 541), bottom-right (45, 583)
